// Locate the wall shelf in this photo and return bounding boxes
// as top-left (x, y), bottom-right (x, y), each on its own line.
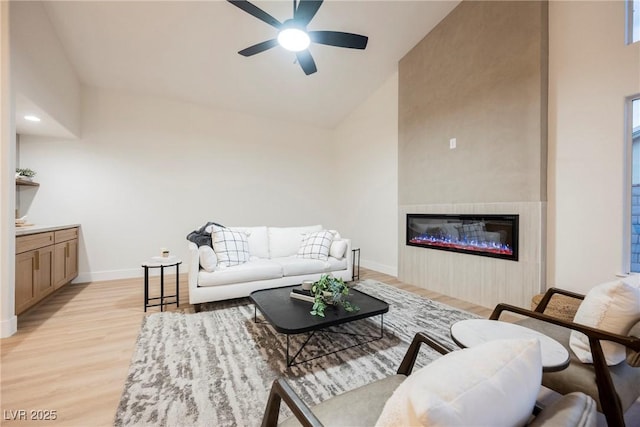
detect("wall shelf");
top-left (16, 178), bottom-right (39, 187)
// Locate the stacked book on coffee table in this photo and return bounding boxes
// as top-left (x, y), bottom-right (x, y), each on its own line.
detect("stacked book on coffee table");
top-left (289, 287), bottom-right (315, 303)
top-left (290, 287), bottom-right (333, 304)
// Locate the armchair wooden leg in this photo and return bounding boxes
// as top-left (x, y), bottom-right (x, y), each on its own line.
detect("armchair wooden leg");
top-left (589, 337), bottom-right (626, 427)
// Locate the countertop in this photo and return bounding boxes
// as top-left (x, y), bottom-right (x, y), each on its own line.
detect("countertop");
top-left (16, 224), bottom-right (81, 236)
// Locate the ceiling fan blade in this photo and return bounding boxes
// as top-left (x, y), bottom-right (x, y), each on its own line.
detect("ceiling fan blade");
top-left (309, 31), bottom-right (368, 49)
top-left (238, 39), bottom-right (279, 56)
top-left (294, 0), bottom-right (323, 26)
top-left (227, 0), bottom-right (282, 29)
top-left (296, 50), bottom-right (317, 75)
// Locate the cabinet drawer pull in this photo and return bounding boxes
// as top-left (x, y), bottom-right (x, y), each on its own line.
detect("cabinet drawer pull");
top-left (34, 251), bottom-right (39, 270)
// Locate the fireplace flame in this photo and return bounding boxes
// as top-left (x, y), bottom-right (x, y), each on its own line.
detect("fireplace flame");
top-left (409, 234), bottom-right (513, 256)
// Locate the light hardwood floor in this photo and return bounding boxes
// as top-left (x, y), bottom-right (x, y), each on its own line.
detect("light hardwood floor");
top-left (1, 268), bottom-right (493, 426)
top-left (1, 269), bottom-right (636, 426)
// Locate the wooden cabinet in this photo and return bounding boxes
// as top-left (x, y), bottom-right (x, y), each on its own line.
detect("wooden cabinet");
top-left (53, 228), bottom-right (79, 289)
top-left (15, 226), bottom-right (79, 315)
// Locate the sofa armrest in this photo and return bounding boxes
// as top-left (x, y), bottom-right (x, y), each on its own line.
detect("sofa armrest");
top-left (187, 241), bottom-right (200, 290)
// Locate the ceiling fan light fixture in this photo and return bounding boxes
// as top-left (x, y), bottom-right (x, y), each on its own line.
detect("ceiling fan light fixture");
top-left (277, 27), bottom-right (310, 52)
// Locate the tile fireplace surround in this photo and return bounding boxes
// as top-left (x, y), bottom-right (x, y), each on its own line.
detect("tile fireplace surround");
top-left (399, 202), bottom-right (545, 309)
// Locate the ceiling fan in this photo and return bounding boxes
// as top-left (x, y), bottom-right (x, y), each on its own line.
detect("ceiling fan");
top-left (227, 0), bottom-right (368, 75)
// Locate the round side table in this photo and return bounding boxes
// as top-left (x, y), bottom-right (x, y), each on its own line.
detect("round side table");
top-left (450, 318), bottom-right (570, 372)
top-left (141, 258), bottom-right (181, 312)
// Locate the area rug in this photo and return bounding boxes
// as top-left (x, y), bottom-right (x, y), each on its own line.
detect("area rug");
top-left (114, 279), bottom-right (479, 426)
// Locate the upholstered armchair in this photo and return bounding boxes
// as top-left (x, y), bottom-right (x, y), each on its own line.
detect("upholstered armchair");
top-left (261, 332), bottom-right (598, 427)
top-left (491, 287), bottom-right (640, 427)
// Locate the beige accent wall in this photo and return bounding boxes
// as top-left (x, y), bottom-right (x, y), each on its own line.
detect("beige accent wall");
top-left (398, 1), bottom-right (548, 308)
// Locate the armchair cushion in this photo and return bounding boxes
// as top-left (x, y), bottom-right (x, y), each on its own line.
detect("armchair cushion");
top-left (528, 392), bottom-right (596, 427)
top-left (518, 317), bottom-right (640, 413)
top-left (627, 320), bottom-right (640, 367)
top-left (278, 375), bottom-right (406, 427)
top-left (375, 339), bottom-right (542, 427)
top-left (569, 280), bottom-right (640, 365)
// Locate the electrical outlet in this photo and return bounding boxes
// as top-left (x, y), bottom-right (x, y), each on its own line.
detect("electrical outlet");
top-left (449, 138), bottom-right (457, 149)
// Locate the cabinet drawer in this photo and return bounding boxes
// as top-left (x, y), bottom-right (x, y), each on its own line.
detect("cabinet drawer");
top-left (16, 232), bottom-right (54, 254)
top-left (54, 227), bottom-right (79, 243)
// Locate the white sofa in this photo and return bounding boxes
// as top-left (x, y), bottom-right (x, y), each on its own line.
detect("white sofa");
top-left (188, 224), bottom-right (352, 310)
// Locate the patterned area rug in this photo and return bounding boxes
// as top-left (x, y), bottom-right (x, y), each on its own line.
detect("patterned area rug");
top-left (114, 279), bottom-right (478, 426)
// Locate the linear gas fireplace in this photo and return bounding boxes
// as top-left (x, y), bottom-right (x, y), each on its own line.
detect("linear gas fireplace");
top-left (406, 213), bottom-right (519, 261)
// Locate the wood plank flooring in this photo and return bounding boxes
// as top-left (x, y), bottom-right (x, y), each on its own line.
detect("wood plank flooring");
top-left (2, 268), bottom-right (635, 426)
top-left (1, 268), bottom-right (490, 426)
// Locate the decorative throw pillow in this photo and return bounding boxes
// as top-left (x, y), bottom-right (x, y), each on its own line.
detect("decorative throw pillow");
top-left (329, 239), bottom-right (348, 259)
top-left (297, 230), bottom-right (334, 261)
top-left (211, 227), bottom-right (250, 267)
top-left (198, 245), bottom-right (218, 272)
top-left (569, 279), bottom-right (640, 365)
top-left (375, 339), bottom-right (542, 427)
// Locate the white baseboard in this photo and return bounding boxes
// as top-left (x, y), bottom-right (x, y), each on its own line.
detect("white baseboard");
top-left (360, 258), bottom-right (397, 277)
top-left (74, 266), bottom-right (183, 284)
top-left (0, 315), bottom-right (17, 338)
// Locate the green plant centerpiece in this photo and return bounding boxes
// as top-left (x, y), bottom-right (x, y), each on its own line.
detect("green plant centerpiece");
top-left (310, 274), bottom-right (359, 317)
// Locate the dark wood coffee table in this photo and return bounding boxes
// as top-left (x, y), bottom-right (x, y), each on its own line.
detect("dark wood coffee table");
top-left (250, 285), bottom-right (389, 366)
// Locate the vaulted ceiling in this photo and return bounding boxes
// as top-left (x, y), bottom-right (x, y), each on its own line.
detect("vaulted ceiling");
top-left (31, 1), bottom-right (459, 129)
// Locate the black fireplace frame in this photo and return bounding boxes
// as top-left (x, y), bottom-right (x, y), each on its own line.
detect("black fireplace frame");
top-left (406, 213), bottom-right (519, 261)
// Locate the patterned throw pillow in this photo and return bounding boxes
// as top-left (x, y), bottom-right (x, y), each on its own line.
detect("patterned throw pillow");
top-left (212, 227), bottom-right (250, 267)
top-left (297, 230), bottom-right (334, 261)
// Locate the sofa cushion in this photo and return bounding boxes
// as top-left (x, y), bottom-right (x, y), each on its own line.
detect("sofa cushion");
top-left (229, 226), bottom-right (269, 259)
top-left (329, 239), bottom-right (348, 259)
top-left (268, 225), bottom-right (323, 258)
top-left (375, 338), bottom-right (542, 427)
top-left (212, 227), bottom-right (251, 267)
top-left (326, 256), bottom-right (348, 271)
top-left (198, 245), bottom-right (217, 272)
top-left (297, 230), bottom-right (333, 261)
top-left (569, 279), bottom-right (640, 365)
top-left (272, 256), bottom-right (329, 276)
top-left (197, 259), bottom-right (283, 287)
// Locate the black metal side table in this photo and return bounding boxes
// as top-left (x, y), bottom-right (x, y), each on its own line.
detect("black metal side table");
top-left (142, 259), bottom-right (181, 312)
top-left (352, 248), bottom-right (360, 281)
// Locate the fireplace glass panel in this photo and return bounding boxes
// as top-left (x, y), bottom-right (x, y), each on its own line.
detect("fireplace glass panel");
top-left (406, 214), bottom-right (519, 261)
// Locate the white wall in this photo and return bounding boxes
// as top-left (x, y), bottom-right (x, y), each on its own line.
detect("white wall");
top-left (19, 87), bottom-right (339, 282)
top-left (548, 1), bottom-right (640, 293)
top-left (333, 72), bottom-right (399, 276)
top-left (0, 0), bottom-right (18, 338)
top-left (10, 1), bottom-right (80, 137)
